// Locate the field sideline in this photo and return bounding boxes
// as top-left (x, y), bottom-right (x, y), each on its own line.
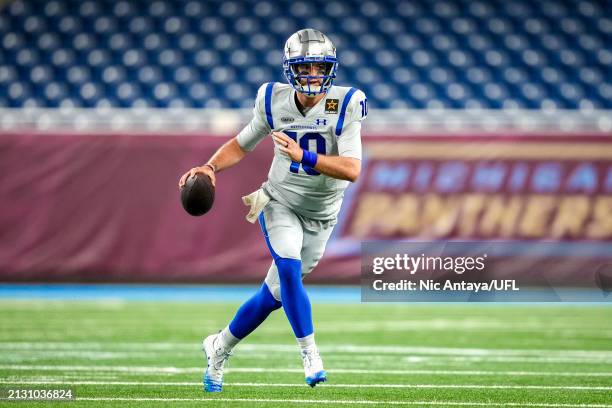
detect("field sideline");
top-left (1, 299), bottom-right (611, 407)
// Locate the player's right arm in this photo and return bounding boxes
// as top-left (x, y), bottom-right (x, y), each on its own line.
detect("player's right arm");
top-left (178, 84), bottom-right (272, 188)
top-left (178, 138), bottom-right (247, 188)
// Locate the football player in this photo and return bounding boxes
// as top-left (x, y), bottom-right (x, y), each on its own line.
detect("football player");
top-left (178, 28), bottom-right (367, 392)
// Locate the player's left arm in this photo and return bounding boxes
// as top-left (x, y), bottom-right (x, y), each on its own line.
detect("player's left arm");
top-left (311, 150), bottom-right (361, 182)
top-left (273, 131), bottom-right (360, 182)
top-left (273, 90), bottom-right (367, 183)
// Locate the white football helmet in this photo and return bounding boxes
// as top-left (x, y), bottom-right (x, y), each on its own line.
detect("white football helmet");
top-left (283, 28), bottom-right (338, 95)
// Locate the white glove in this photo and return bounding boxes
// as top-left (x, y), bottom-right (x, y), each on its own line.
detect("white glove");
top-left (242, 188), bottom-right (270, 223)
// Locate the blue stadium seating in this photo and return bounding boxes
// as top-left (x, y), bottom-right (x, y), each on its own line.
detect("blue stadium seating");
top-left (0, 0), bottom-right (610, 109)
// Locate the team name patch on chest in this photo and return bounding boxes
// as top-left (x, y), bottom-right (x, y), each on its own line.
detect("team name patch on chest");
top-left (288, 124), bottom-right (318, 130)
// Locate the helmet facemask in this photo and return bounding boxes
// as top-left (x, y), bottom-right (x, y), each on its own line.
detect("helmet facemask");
top-left (284, 57), bottom-right (338, 96)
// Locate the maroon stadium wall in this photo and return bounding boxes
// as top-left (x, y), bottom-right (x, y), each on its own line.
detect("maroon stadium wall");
top-left (1, 133), bottom-right (611, 283)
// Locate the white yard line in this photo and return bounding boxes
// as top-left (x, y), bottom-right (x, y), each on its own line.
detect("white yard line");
top-left (1, 380), bottom-right (611, 391)
top-left (47, 397), bottom-right (612, 407)
top-left (1, 342), bottom-right (611, 358)
top-left (2, 365), bottom-right (612, 377)
top-left (2, 352), bottom-right (611, 364)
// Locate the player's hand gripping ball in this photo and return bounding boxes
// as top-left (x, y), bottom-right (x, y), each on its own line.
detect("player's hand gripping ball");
top-left (180, 173), bottom-right (215, 216)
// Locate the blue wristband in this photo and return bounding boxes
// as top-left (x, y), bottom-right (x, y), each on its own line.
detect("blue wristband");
top-left (301, 150), bottom-right (318, 168)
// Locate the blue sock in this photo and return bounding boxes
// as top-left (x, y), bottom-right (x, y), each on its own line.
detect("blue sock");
top-left (275, 257), bottom-right (314, 338)
top-left (228, 283), bottom-right (282, 339)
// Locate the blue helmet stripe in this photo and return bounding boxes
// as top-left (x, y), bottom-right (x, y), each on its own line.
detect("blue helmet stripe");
top-left (264, 82), bottom-right (275, 129)
top-left (335, 87), bottom-right (357, 136)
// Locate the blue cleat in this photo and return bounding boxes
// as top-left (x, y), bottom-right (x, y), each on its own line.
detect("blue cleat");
top-left (203, 372), bottom-right (223, 392)
top-left (305, 369), bottom-right (327, 387)
top-left (301, 347), bottom-right (327, 387)
top-left (202, 334), bottom-right (232, 393)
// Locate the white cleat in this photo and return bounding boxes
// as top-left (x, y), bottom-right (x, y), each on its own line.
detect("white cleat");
top-left (202, 333), bottom-right (232, 393)
top-left (301, 347), bottom-right (327, 387)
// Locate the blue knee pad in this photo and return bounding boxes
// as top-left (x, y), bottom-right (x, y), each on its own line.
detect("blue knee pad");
top-left (275, 257), bottom-right (313, 339)
top-left (228, 283), bottom-right (282, 339)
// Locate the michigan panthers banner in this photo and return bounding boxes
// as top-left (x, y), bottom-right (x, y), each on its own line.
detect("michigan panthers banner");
top-left (1, 132), bottom-right (611, 283)
top-left (333, 135), bottom-right (612, 244)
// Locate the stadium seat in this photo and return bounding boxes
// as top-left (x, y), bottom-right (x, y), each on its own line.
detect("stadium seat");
top-left (0, 0), bottom-right (608, 109)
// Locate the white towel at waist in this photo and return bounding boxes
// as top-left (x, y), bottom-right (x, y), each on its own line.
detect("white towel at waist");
top-left (242, 187), bottom-right (270, 223)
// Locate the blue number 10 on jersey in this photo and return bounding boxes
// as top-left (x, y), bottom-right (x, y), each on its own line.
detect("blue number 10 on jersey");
top-left (285, 131), bottom-right (326, 176)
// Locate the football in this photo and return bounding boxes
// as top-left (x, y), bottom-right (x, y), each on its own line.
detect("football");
top-left (180, 173), bottom-right (215, 216)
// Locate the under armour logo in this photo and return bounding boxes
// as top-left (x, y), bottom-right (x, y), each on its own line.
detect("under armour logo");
top-left (315, 118), bottom-right (327, 126)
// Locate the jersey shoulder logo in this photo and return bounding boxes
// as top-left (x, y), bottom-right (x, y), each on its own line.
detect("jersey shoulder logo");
top-left (325, 99), bottom-right (339, 114)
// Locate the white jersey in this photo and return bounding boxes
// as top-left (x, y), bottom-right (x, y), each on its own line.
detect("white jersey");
top-left (237, 82), bottom-right (368, 221)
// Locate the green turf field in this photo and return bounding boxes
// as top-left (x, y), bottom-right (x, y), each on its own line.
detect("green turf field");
top-left (0, 300), bottom-right (611, 407)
